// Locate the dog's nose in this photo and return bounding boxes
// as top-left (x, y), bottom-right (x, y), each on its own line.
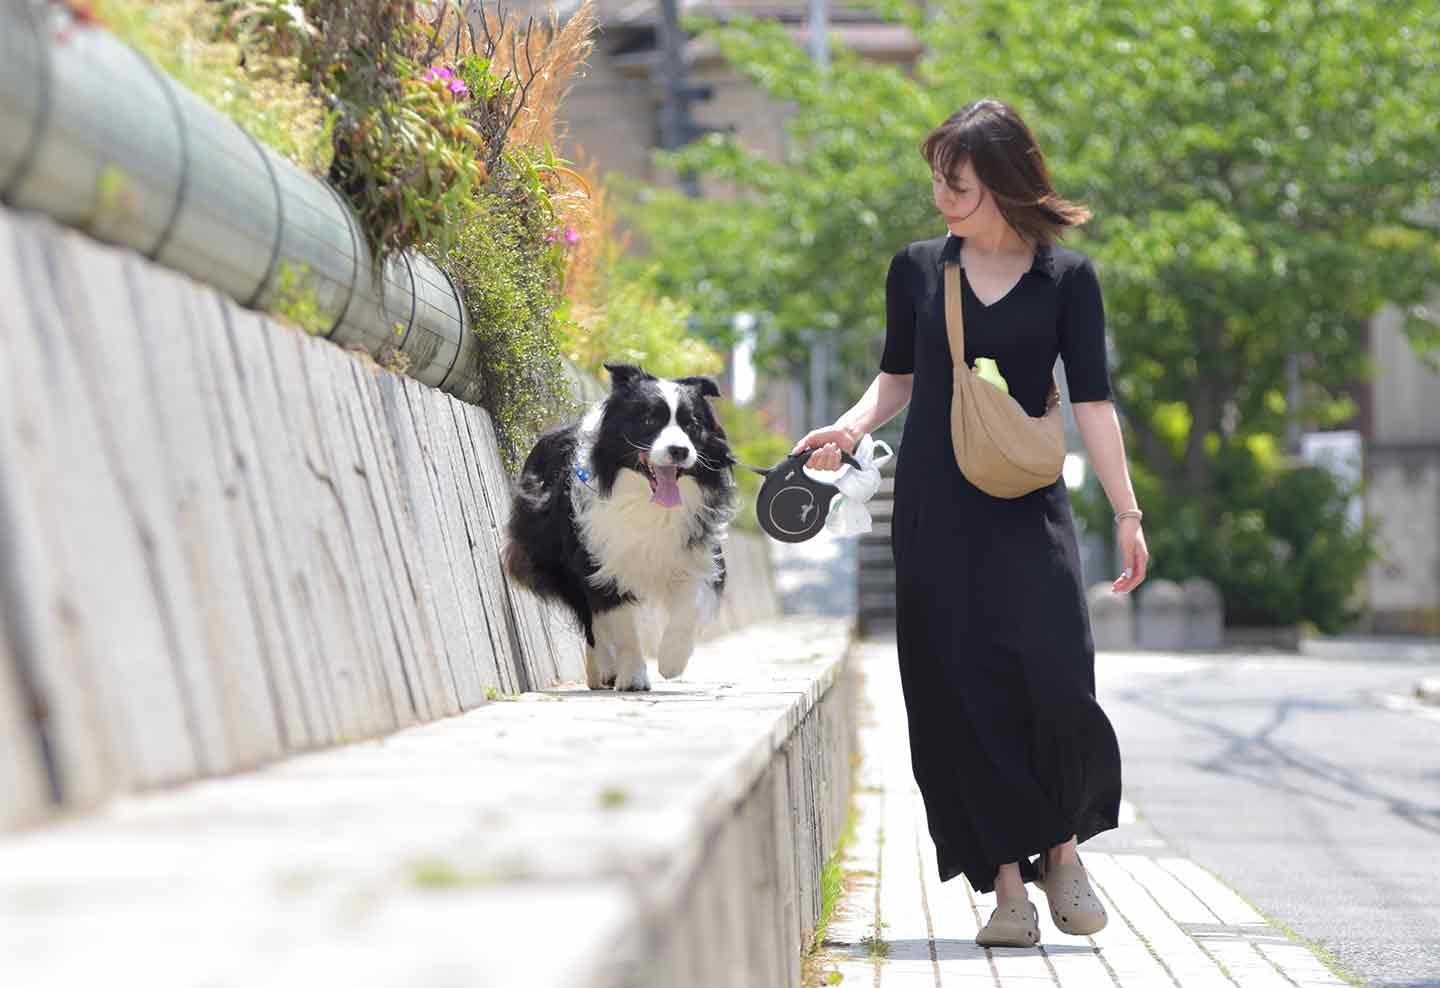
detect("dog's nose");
top-left (666, 444), bottom-right (691, 464)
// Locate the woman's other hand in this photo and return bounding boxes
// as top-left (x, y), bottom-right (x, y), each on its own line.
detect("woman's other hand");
top-left (1112, 518), bottom-right (1149, 594)
top-left (791, 424), bottom-right (860, 471)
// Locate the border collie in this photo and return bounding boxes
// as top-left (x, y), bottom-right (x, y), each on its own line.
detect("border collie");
top-left (502, 362), bottom-right (740, 691)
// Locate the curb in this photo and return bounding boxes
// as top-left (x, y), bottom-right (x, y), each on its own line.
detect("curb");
top-left (0, 616), bottom-right (857, 988)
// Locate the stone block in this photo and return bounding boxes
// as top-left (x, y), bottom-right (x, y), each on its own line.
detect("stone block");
top-left (1182, 577), bottom-right (1224, 651)
top-left (1136, 579), bottom-right (1186, 651)
top-left (1087, 582), bottom-right (1135, 651)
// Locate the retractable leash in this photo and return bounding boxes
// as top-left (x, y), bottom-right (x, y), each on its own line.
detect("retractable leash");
top-left (731, 446), bottom-right (866, 543)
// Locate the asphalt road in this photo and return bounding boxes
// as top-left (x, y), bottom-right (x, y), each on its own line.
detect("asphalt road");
top-left (1096, 649), bottom-right (1440, 988)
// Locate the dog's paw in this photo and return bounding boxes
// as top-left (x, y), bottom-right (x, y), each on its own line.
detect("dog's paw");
top-left (584, 648), bottom-right (614, 690)
top-left (585, 662), bottom-right (613, 690)
top-left (657, 639), bottom-right (693, 679)
top-left (613, 664), bottom-right (651, 692)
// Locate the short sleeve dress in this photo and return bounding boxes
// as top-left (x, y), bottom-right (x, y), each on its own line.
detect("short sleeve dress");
top-left (880, 231), bottom-right (1122, 893)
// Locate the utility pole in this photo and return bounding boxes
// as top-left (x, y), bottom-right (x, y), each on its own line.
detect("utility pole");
top-left (806, 0), bottom-right (831, 429)
top-left (656, 0), bottom-right (718, 198)
top-left (809, 0), bottom-right (829, 67)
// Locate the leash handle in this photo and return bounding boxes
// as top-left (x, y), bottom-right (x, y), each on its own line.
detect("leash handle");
top-left (792, 445), bottom-right (865, 472)
top-left (732, 445), bottom-right (863, 476)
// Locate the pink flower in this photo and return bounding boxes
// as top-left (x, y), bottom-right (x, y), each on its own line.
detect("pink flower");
top-left (448, 78), bottom-right (469, 97)
top-left (563, 226), bottom-right (581, 245)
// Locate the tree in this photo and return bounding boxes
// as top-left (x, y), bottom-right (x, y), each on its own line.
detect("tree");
top-left (620, 0), bottom-right (1440, 627)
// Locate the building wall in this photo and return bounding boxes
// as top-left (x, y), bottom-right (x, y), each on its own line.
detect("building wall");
top-left (1365, 303), bottom-right (1440, 634)
top-left (1371, 301), bottom-right (1440, 444)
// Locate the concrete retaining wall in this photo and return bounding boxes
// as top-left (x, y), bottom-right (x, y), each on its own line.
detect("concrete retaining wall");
top-left (634, 637), bottom-right (857, 988)
top-left (0, 206), bottom-right (780, 827)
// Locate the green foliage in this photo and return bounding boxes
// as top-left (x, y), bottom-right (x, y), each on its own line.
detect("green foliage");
top-left (334, 55), bottom-right (488, 259)
top-left (213, 0), bottom-right (320, 58)
top-left (97, 0), bottom-right (332, 171)
top-left (597, 786), bottom-right (630, 809)
top-left (444, 147), bottom-right (573, 475)
top-left (1211, 464), bottom-right (1377, 632)
top-left (563, 264), bottom-right (725, 380)
top-left (1075, 448), bottom-right (1377, 631)
top-left (268, 260), bottom-right (332, 335)
top-left (629, 0), bottom-right (1440, 628)
top-left (613, 9), bottom-right (946, 402)
top-left (291, 2), bottom-right (552, 263)
top-left (298, 2), bottom-right (492, 261)
top-left (408, 857), bottom-right (501, 889)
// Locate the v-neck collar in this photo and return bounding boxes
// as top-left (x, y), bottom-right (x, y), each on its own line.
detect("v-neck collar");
top-left (939, 232), bottom-right (1057, 281)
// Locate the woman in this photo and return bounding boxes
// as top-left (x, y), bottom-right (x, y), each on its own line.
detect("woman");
top-left (793, 98), bottom-right (1149, 948)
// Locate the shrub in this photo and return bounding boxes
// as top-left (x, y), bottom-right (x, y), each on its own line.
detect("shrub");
top-left (293, 2), bottom-right (492, 260)
top-left (1075, 444), bottom-right (1376, 631)
top-left (444, 146), bottom-right (573, 474)
top-left (95, 0), bottom-right (330, 170)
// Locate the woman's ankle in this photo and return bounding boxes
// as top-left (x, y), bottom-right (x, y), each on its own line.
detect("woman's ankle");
top-left (1046, 836), bottom-right (1079, 868)
top-left (994, 862), bottom-right (1028, 903)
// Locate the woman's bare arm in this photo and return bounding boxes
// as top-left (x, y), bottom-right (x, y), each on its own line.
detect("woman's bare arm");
top-left (1073, 400), bottom-right (1149, 593)
top-left (791, 372), bottom-right (914, 468)
top-left (837, 372), bottom-right (914, 438)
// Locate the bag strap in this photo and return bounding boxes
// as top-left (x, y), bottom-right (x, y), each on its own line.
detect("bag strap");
top-left (944, 258), bottom-right (1063, 411)
top-left (943, 260), bottom-right (965, 366)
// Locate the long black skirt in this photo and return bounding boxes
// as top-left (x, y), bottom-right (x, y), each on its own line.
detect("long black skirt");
top-left (889, 440), bottom-right (1122, 894)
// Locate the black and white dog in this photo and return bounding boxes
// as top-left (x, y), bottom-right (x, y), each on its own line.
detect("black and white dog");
top-left (502, 362), bottom-right (740, 691)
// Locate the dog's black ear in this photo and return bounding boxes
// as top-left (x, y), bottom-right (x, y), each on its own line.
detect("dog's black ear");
top-left (675, 375), bottom-right (721, 399)
top-left (603, 362), bottom-right (653, 390)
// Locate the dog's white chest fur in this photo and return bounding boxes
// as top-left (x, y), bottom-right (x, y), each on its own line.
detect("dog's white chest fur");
top-left (573, 468), bottom-right (718, 598)
top-left (569, 401), bottom-right (721, 600)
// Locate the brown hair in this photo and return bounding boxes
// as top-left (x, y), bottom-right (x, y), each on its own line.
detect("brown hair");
top-left (921, 98), bottom-right (1091, 244)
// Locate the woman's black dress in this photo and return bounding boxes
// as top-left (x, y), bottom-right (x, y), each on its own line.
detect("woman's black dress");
top-left (881, 231), bottom-right (1122, 894)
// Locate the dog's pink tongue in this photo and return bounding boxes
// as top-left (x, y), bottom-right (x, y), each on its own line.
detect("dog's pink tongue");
top-left (651, 465), bottom-right (682, 507)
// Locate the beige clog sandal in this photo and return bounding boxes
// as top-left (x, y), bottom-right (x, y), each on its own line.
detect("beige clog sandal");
top-left (975, 899), bottom-right (1041, 948)
top-left (1037, 852), bottom-right (1108, 935)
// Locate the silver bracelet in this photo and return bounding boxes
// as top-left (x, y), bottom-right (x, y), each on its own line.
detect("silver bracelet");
top-left (1114, 508), bottom-right (1143, 524)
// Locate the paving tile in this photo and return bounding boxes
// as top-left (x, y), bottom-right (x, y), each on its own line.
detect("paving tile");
top-left (1253, 942), bottom-right (1350, 987)
top-left (800, 635), bottom-right (1357, 988)
top-left (1084, 878), bottom-right (1178, 988)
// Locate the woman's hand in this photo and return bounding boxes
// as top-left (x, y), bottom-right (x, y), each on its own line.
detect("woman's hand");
top-left (791, 424), bottom-right (860, 471)
top-left (1112, 517), bottom-right (1149, 594)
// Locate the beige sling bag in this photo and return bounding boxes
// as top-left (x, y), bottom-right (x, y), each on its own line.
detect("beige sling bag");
top-left (944, 260), bottom-right (1066, 498)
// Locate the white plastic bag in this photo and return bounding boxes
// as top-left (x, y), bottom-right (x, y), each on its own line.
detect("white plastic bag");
top-left (805, 433), bottom-right (894, 536)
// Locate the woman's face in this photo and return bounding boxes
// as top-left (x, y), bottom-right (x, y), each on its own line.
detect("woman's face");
top-left (932, 157), bottom-right (996, 235)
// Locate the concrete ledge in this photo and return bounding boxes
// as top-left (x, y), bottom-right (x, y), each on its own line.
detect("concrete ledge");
top-left (0, 615), bottom-right (856, 988)
top-left (0, 205), bottom-right (783, 823)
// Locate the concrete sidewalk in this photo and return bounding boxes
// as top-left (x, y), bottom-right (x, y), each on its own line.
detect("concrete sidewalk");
top-left (0, 616), bottom-right (855, 988)
top-left (813, 638), bottom-right (1355, 988)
